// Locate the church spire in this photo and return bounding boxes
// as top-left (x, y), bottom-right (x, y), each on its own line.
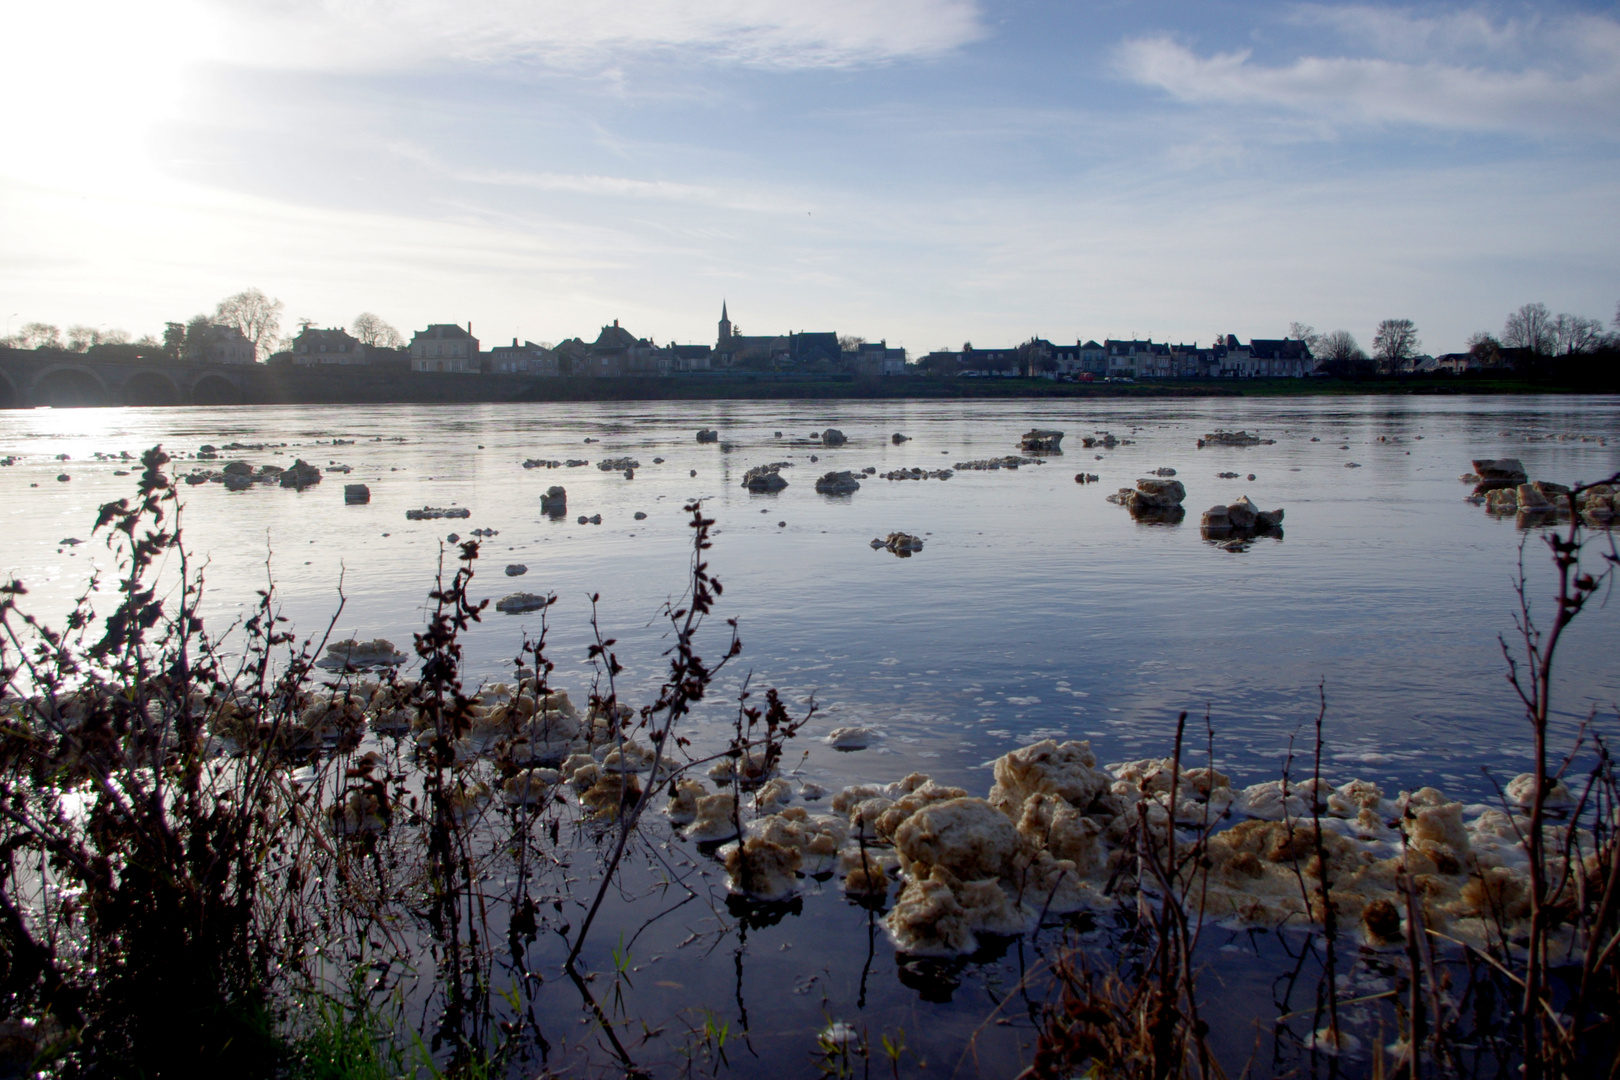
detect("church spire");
top-left (721, 300), bottom-right (728, 321)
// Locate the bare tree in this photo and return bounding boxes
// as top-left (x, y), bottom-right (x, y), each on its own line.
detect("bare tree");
top-left (214, 288), bottom-right (284, 361)
top-left (1551, 313), bottom-right (1605, 355)
top-left (1503, 302), bottom-right (1553, 355)
top-left (1466, 331), bottom-right (1503, 367)
top-left (351, 312), bottom-right (404, 349)
top-left (1372, 318), bottom-right (1420, 372)
top-left (66, 326), bottom-right (129, 352)
top-left (1287, 322), bottom-right (1321, 350)
top-left (14, 323), bottom-right (62, 350)
top-left (1316, 329), bottom-right (1364, 363)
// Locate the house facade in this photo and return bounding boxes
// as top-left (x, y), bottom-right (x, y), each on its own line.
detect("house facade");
top-left (1244, 338), bottom-right (1315, 377)
top-left (591, 320), bottom-right (670, 376)
top-left (410, 324), bottom-right (480, 373)
top-left (788, 331), bottom-right (840, 365)
top-left (1103, 339), bottom-right (1163, 378)
top-left (291, 327), bottom-right (368, 366)
top-left (670, 344), bottom-right (713, 372)
top-left (200, 324), bottom-right (256, 365)
top-left (951, 343), bottom-right (1018, 376)
top-left (852, 340), bottom-right (907, 376)
top-left (487, 339), bottom-right (558, 376)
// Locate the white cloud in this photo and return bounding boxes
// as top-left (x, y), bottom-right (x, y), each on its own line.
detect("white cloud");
top-left (382, 141), bottom-right (804, 214)
top-left (1116, 7), bottom-right (1620, 137)
top-left (211, 0), bottom-right (986, 71)
top-left (1289, 4), bottom-right (1542, 63)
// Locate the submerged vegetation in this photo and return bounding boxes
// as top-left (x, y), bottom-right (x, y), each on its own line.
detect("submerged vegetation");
top-left (0, 449), bottom-right (1616, 1077)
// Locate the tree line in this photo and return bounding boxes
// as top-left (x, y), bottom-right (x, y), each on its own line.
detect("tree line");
top-left (1287, 318), bottom-right (1423, 375)
top-left (2, 288), bottom-right (404, 364)
top-left (1471, 302), bottom-right (1616, 361)
top-left (7, 291), bottom-right (1616, 374)
top-left (1288, 299), bottom-right (1619, 377)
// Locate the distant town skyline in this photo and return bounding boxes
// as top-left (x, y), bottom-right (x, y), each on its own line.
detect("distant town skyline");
top-left (3, 0), bottom-right (1617, 357)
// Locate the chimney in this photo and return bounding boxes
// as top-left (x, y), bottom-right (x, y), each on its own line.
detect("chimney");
top-left (467, 322), bottom-right (473, 336)
top-left (513, 337), bottom-right (518, 347)
top-left (614, 319), bottom-right (619, 328)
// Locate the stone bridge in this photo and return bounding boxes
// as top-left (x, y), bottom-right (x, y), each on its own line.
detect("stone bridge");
top-left (0, 352), bottom-right (250, 408)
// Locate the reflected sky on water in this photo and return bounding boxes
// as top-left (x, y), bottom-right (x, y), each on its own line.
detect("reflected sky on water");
top-left (3, 394), bottom-right (1618, 804)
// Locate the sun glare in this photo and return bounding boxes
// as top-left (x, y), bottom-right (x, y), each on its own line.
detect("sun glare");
top-left (15, 405), bottom-right (137, 453)
top-left (0, 0), bottom-right (214, 186)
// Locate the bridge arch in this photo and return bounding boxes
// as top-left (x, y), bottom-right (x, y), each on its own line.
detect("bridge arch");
top-left (123, 369), bottom-right (182, 406)
top-left (191, 373), bottom-right (242, 405)
top-left (32, 365), bottom-right (111, 408)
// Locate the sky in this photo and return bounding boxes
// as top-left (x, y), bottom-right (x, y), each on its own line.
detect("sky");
top-left (2, 0), bottom-right (1617, 357)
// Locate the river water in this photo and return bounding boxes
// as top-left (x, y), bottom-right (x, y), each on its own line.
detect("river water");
top-left (5, 395), bottom-right (1616, 799)
top-left (3, 394), bottom-right (1619, 1072)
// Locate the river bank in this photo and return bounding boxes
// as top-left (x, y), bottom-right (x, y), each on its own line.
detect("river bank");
top-left (5, 341), bottom-right (1618, 409)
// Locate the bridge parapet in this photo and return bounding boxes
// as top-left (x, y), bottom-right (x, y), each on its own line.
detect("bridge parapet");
top-left (0, 349), bottom-right (249, 407)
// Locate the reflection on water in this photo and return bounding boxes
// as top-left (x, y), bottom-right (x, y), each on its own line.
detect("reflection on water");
top-left (4, 395), bottom-right (1615, 802)
top-left (4, 393), bottom-right (1619, 1074)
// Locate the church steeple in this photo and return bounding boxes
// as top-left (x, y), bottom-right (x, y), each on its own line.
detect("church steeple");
top-left (718, 301), bottom-right (732, 346)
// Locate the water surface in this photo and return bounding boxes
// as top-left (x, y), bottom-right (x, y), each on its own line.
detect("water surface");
top-left (6, 394), bottom-right (1619, 1073)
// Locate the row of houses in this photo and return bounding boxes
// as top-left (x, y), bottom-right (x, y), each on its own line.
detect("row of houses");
top-left (921, 335), bottom-right (1318, 379)
top-left (274, 305), bottom-right (1402, 380)
top-left (281, 304), bottom-right (910, 378)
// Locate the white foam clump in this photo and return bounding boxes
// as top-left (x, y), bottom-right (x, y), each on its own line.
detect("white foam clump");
top-left (822, 746), bottom-right (1122, 955)
top-left (707, 749), bottom-right (777, 787)
top-left (883, 867), bottom-right (1037, 955)
top-left (502, 768), bottom-right (559, 806)
top-left (831, 784), bottom-right (884, 813)
top-left (1234, 780), bottom-right (1305, 822)
top-left (751, 777), bottom-right (794, 814)
top-left (664, 778), bottom-right (708, 825)
top-left (326, 790), bottom-right (388, 835)
top-left (600, 739), bottom-right (657, 773)
top-left (722, 835), bottom-right (801, 901)
top-left (840, 845), bottom-right (899, 898)
top-left (789, 738), bottom-right (1568, 958)
top-left (994, 740), bottom-right (1112, 816)
top-left (826, 726), bottom-right (877, 750)
top-left (566, 756), bottom-right (601, 790)
top-left (1505, 772), bottom-right (1575, 810)
top-left (444, 779), bottom-right (491, 822)
top-left (1304, 1027), bottom-right (1363, 1057)
top-left (685, 793), bottom-right (741, 842)
top-left (721, 809), bottom-right (849, 899)
top-left (884, 797), bottom-right (1045, 955)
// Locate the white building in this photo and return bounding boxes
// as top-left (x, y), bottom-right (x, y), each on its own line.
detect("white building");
top-left (410, 324), bottom-right (480, 373)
